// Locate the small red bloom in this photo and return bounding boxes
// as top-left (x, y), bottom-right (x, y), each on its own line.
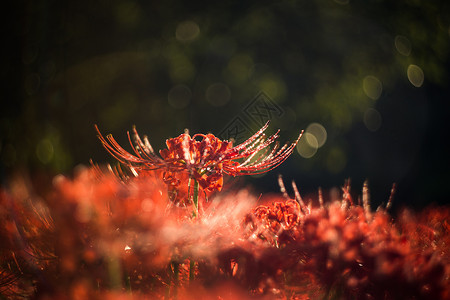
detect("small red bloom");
top-left (95, 122), bottom-right (302, 193)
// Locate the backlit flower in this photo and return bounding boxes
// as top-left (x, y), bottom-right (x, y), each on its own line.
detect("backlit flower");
top-left (95, 122), bottom-right (302, 193)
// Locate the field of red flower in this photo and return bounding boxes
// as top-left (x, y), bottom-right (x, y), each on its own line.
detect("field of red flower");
top-left (1, 125), bottom-right (448, 299)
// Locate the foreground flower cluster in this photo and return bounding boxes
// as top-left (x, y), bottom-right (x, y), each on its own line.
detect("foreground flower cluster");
top-left (1, 125), bottom-right (449, 299)
top-left (0, 168), bottom-right (449, 299)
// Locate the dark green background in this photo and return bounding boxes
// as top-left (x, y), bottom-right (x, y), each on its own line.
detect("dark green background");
top-left (2, 0), bottom-right (449, 209)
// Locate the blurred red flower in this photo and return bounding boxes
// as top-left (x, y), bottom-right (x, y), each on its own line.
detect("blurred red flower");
top-left (1, 171), bottom-right (449, 299)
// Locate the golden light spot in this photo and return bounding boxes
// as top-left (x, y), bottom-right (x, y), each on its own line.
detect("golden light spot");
top-left (407, 64), bottom-right (424, 87)
top-left (206, 83), bottom-right (231, 107)
top-left (305, 123), bottom-right (327, 148)
top-left (168, 84), bottom-right (191, 109)
top-left (394, 35), bottom-right (411, 56)
top-left (176, 21), bottom-right (200, 42)
top-left (363, 75), bottom-right (382, 100)
top-left (363, 108), bottom-right (382, 132)
top-left (297, 132), bottom-right (318, 158)
top-left (36, 139), bottom-right (54, 164)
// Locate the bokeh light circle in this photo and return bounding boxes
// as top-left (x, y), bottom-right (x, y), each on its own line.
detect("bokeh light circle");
top-left (407, 64), bottom-right (424, 87)
top-left (363, 75), bottom-right (382, 100)
top-left (297, 132), bottom-right (318, 158)
top-left (305, 123), bottom-right (327, 148)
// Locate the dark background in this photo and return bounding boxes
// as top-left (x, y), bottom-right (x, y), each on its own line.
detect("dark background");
top-left (1, 0), bottom-right (449, 210)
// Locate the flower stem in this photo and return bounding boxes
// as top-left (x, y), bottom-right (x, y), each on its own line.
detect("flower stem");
top-left (190, 177), bottom-right (199, 217)
top-left (189, 178), bottom-right (199, 283)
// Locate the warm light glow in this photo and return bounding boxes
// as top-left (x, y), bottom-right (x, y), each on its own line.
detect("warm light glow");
top-left (141, 198), bottom-right (153, 212)
top-left (407, 64), bottom-right (424, 87)
top-left (75, 202), bottom-right (92, 223)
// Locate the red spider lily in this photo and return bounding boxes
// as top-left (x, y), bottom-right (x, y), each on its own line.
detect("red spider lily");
top-left (1, 170), bottom-right (449, 299)
top-left (240, 182), bottom-right (450, 299)
top-left (95, 122), bottom-right (303, 193)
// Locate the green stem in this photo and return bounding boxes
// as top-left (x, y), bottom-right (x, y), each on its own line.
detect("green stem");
top-left (190, 177), bottom-right (199, 217)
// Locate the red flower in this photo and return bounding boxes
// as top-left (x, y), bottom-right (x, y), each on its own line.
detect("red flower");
top-left (95, 122), bottom-right (302, 192)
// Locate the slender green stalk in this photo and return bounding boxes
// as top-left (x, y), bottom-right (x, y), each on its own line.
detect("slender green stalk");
top-left (188, 177), bottom-right (200, 217)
